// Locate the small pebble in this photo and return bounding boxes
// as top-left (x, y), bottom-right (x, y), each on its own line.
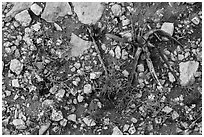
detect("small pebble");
top-left (83, 84), bottom-right (92, 94)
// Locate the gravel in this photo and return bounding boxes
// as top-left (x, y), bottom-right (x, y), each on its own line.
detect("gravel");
top-left (10, 59), bottom-right (23, 75)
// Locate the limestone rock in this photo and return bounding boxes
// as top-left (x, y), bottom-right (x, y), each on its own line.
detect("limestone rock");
top-left (67, 114), bottom-right (77, 122)
top-left (83, 84), bottom-right (92, 94)
top-left (30, 3), bottom-right (42, 16)
top-left (83, 117), bottom-right (96, 126)
top-left (55, 89), bottom-right (65, 99)
top-left (179, 61), bottom-right (199, 86)
top-left (161, 22), bottom-right (174, 36)
top-left (73, 2), bottom-right (104, 24)
top-left (112, 126), bottom-right (123, 135)
top-left (15, 10), bottom-right (31, 27)
top-left (41, 2), bottom-right (72, 22)
top-left (12, 119), bottom-right (27, 130)
top-left (51, 109), bottom-right (63, 121)
top-left (39, 122), bottom-right (51, 135)
top-left (111, 4), bottom-right (122, 16)
top-left (70, 33), bottom-right (92, 57)
top-left (10, 59), bottom-right (23, 75)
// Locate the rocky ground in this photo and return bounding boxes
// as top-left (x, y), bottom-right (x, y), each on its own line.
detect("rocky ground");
top-left (1, 2), bottom-right (202, 135)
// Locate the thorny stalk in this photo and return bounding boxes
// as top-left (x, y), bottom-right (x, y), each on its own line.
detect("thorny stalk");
top-left (87, 27), bottom-right (109, 79)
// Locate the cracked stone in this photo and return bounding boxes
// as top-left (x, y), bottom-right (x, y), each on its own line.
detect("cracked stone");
top-left (112, 126), bottom-right (123, 135)
top-left (70, 33), bottom-right (92, 57)
top-left (191, 16), bottom-right (200, 25)
top-left (39, 122), bottom-right (51, 135)
top-left (128, 123), bottom-right (136, 134)
top-left (161, 22), bottom-right (174, 36)
top-left (83, 117), bottom-right (96, 127)
top-left (83, 84), bottom-right (92, 94)
top-left (67, 114), bottom-right (77, 123)
top-left (15, 10), bottom-right (31, 27)
top-left (111, 4), bottom-right (122, 16)
top-left (10, 59), bottom-right (23, 75)
top-left (30, 3), bottom-right (42, 16)
top-left (41, 2), bottom-right (72, 22)
top-left (73, 2), bottom-right (104, 24)
top-left (179, 61), bottom-right (199, 86)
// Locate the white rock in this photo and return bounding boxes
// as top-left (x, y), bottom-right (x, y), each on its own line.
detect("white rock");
top-left (123, 124), bottom-right (130, 132)
top-left (49, 85), bottom-right (58, 94)
top-left (73, 3), bottom-right (104, 24)
top-left (39, 122), bottom-right (51, 135)
top-left (74, 62), bottom-right (81, 69)
top-left (54, 23), bottom-right (62, 31)
top-left (168, 72), bottom-right (175, 83)
top-left (128, 123), bottom-right (136, 134)
top-left (179, 61), bottom-right (199, 86)
top-left (60, 118), bottom-right (68, 127)
top-left (161, 22), bottom-right (174, 36)
top-left (10, 59), bottom-right (23, 75)
top-left (115, 46), bottom-right (121, 59)
top-left (41, 2), bottom-right (72, 22)
top-left (67, 114), bottom-right (77, 123)
top-left (31, 22), bottom-right (41, 31)
top-left (172, 111), bottom-right (179, 120)
top-left (162, 106), bottom-right (173, 114)
top-left (137, 64), bottom-right (144, 72)
top-left (83, 84), bottom-right (92, 94)
top-left (4, 90), bottom-right (12, 97)
top-left (77, 94), bottom-right (84, 102)
top-left (191, 16), bottom-right (200, 25)
top-left (12, 119), bottom-right (26, 130)
top-left (111, 4), bottom-right (122, 16)
top-left (70, 33), bottom-right (92, 57)
top-left (112, 126), bottom-right (123, 135)
top-left (109, 49), bottom-right (115, 57)
top-left (83, 117), bottom-right (96, 126)
top-left (55, 89), bottom-right (65, 99)
top-left (15, 10), bottom-right (31, 27)
top-left (90, 72), bottom-right (102, 79)
top-left (178, 54), bottom-right (184, 61)
top-left (12, 79), bottom-right (20, 87)
top-left (122, 19), bottom-right (130, 26)
top-left (51, 109), bottom-right (63, 121)
top-left (131, 117), bottom-right (138, 123)
top-left (6, 2), bottom-right (32, 17)
top-left (30, 3), bottom-right (42, 16)
top-left (122, 70), bottom-right (129, 77)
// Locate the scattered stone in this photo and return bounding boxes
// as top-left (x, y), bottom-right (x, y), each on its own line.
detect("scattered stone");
top-left (191, 16), bottom-right (200, 25)
top-left (12, 119), bottom-right (27, 130)
top-left (42, 99), bottom-right (54, 108)
top-left (70, 33), bottom-right (92, 57)
top-left (172, 111), bottom-right (179, 120)
top-left (53, 23), bottom-right (62, 31)
top-left (60, 118), bottom-right (68, 127)
top-left (90, 72), bottom-right (102, 79)
top-left (161, 22), bottom-right (174, 36)
top-left (39, 122), bottom-right (51, 135)
top-left (51, 109), bottom-right (63, 121)
top-left (168, 72), bottom-right (175, 83)
top-left (111, 4), bottom-right (122, 16)
top-left (178, 54), bottom-right (184, 61)
top-left (162, 106), bottom-right (173, 114)
top-left (30, 3), bottom-right (42, 16)
top-left (49, 85), bottom-right (58, 94)
top-left (4, 90), bottom-right (12, 97)
top-left (123, 124), bottom-right (130, 132)
top-left (179, 61), bottom-right (199, 86)
top-left (137, 64), bottom-right (144, 72)
top-left (112, 126), bottom-right (123, 135)
top-left (115, 46), bottom-right (121, 59)
top-left (83, 117), bottom-right (96, 126)
top-left (67, 114), bottom-right (77, 123)
top-left (74, 62), bottom-right (81, 69)
top-left (122, 70), bottom-right (129, 77)
top-left (77, 94), bottom-right (84, 102)
top-left (109, 49), bottom-right (115, 57)
top-left (128, 123), bottom-right (136, 134)
top-left (131, 117), bottom-right (138, 123)
top-left (122, 18), bottom-right (130, 26)
top-left (6, 2), bottom-right (32, 17)
top-left (31, 22), bottom-right (41, 31)
top-left (15, 10), bottom-right (31, 27)
top-left (83, 84), bottom-right (92, 94)
top-left (12, 79), bottom-right (20, 87)
top-left (10, 59), bottom-right (23, 75)
top-left (73, 2), bottom-right (104, 24)
top-left (41, 2), bottom-right (72, 22)
top-left (55, 89), bottom-right (65, 99)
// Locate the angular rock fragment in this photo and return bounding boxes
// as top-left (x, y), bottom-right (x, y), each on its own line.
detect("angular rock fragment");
top-left (67, 114), bottom-right (77, 123)
top-left (83, 117), bottom-right (96, 126)
top-left (41, 2), bottom-right (72, 22)
top-left (55, 89), bottom-right (65, 99)
top-left (12, 119), bottom-right (27, 130)
top-left (112, 126), bottom-right (123, 135)
top-left (15, 10), bottom-right (31, 27)
top-left (72, 2), bottom-right (104, 24)
top-left (111, 4), bottom-right (122, 16)
top-left (39, 122), bottom-right (51, 135)
top-left (179, 61), bottom-right (199, 86)
top-left (70, 33), bottom-right (92, 57)
top-left (10, 59), bottom-right (23, 75)
top-left (161, 22), bottom-right (174, 36)
top-left (30, 3), bottom-right (42, 16)
top-left (51, 109), bottom-right (63, 121)
top-left (83, 84), bottom-right (92, 94)
top-left (115, 46), bottom-right (121, 59)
